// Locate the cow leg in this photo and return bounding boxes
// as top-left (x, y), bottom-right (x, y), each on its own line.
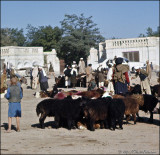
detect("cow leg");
top-left (67, 119), bottom-right (72, 130)
top-left (89, 119), bottom-right (95, 131)
top-left (149, 111), bottom-right (153, 123)
top-left (39, 113), bottom-right (46, 129)
top-left (136, 112), bottom-right (140, 121)
top-left (104, 119), bottom-right (109, 129)
top-left (100, 121), bottom-right (104, 129)
top-left (72, 120), bottom-right (76, 129)
top-left (55, 115), bottom-right (60, 129)
top-left (110, 118), bottom-right (116, 131)
top-left (126, 115), bottom-right (130, 124)
top-left (133, 114), bottom-right (137, 124)
top-left (118, 116), bottom-right (123, 129)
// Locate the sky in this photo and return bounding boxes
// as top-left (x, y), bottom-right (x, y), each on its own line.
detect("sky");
top-left (1, 1), bottom-right (159, 39)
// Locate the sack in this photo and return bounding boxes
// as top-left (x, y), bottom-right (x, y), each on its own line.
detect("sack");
top-left (114, 64), bottom-right (128, 83)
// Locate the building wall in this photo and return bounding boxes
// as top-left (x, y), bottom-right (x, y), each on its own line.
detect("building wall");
top-left (105, 37), bottom-right (159, 70)
top-left (1, 46), bottom-right (61, 75)
top-left (88, 37), bottom-right (159, 71)
top-left (1, 46), bottom-right (44, 69)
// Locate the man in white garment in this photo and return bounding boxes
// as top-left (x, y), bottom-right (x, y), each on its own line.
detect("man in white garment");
top-left (106, 64), bottom-right (114, 95)
top-left (78, 58), bottom-right (86, 75)
top-left (32, 66), bottom-right (39, 89)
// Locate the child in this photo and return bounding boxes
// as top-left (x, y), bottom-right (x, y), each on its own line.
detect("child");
top-left (5, 77), bottom-right (23, 132)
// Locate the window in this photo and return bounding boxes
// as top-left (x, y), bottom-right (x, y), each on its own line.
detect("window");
top-left (122, 51), bottom-right (139, 62)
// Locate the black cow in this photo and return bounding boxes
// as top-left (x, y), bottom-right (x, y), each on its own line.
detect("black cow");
top-left (108, 98), bottom-right (125, 130)
top-left (36, 99), bottom-right (58, 129)
top-left (54, 97), bottom-right (88, 130)
top-left (83, 98), bottom-right (111, 131)
top-left (138, 94), bottom-right (159, 123)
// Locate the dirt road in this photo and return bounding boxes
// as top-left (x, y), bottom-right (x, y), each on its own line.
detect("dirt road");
top-left (1, 72), bottom-right (159, 154)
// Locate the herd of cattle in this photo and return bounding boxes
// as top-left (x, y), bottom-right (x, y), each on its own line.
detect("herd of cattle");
top-left (36, 84), bottom-right (160, 131)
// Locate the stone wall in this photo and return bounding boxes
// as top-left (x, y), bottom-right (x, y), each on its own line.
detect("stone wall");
top-left (1, 46), bottom-right (61, 75)
top-left (0, 46), bottom-right (44, 69)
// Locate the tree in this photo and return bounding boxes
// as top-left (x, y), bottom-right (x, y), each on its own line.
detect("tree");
top-left (26, 24), bottom-right (62, 51)
top-left (138, 26), bottom-right (159, 37)
top-left (57, 14), bottom-right (105, 64)
top-left (1, 28), bottom-right (26, 46)
top-left (153, 26), bottom-right (160, 37)
top-left (146, 27), bottom-right (154, 36)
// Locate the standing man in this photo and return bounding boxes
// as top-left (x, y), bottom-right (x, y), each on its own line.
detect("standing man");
top-left (72, 61), bottom-right (78, 69)
top-left (63, 65), bottom-right (71, 88)
top-left (78, 58), bottom-right (86, 75)
top-left (85, 64), bottom-right (93, 88)
top-left (146, 60), bottom-right (151, 81)
top-left (113, 57), bottom-right (130, 95)
top-left (38, 67), bottom-right (49, 93)
top-left (7, 62), bottom-right (11, 78)
top-left (71, 65), bottom-right (78, 89)
top-left (97, 68), bottom-right (105, 87)
top-left (48, 62), bottom-right (55, 85)
top-left (106, 64), bottom-right (114, 95)
top-left (49, 62), bottom-right (54, 77)
top-left (32, 66), bottom-right (39, 89)
top-left (150, 62), bottom-right (153, 71)
top-left (30, 68), bottom-right (33, 89)
top-left (131, 67), bottom-right (151, 95)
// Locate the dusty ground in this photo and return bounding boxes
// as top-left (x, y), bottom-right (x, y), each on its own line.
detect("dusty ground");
top-left (1, 72), bottom-right (159, 154)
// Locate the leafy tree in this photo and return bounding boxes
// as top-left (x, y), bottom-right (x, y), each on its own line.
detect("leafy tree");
top-left (1, 28), bottom-right (26, 46)
top-left (146, 27), bottom-right (154, 36)
top-left (58, 14), bottom-right (105, 64)
top-left (26, 24), bottom-right (62, 51)
top-left (138, 26), bottom-right (159, 37)
top-left (153, 26), bottom-right (160, 37)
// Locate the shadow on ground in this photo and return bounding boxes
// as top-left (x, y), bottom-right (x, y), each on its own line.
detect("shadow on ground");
top-left (1, 123), bottom-right (17, 131)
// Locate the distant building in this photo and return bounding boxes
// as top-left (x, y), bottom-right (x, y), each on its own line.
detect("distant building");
top-left (0, 46), bottom-right (60, 75)
top-left (88, 37), bottom-right (159, 71)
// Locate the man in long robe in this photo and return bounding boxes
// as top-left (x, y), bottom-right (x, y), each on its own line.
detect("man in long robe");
top-left (78, 58), bottom-right (86, 75)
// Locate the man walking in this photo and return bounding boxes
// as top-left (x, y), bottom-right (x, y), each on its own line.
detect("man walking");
top-left (85, 64), bottom-right (93, 88)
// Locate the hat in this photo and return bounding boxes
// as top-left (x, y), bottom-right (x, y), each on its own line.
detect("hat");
top-left (115, 57), bottom-right (123, 65)
top-left (80, 58), bottom-right (83, 60)
top-left (73, 61), bottom-right (76, 63)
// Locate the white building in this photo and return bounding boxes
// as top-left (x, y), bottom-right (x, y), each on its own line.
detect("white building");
top-left (0, 46), bottom-right (60, 75)
top-left (88, 37), bottom-right (159, 71)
